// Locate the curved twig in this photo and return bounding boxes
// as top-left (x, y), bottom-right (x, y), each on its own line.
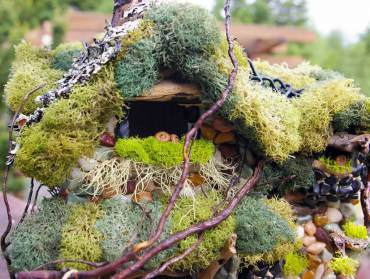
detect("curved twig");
top-left (17, 178), bottom-right (35, 227)
top-left (1, 84), bottom-right (46, 268)
top-left (143, 234), bottom-right (205, 279)
top-left (33, 259), bottom-right (107, 271)
top-left (31, 184), bottom-right (45, 213)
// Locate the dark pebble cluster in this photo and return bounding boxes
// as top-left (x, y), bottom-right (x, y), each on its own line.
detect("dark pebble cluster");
top-left (304, 154), bottom-right (368, 206)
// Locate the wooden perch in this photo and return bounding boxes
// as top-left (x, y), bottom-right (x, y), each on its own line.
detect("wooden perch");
top-left (328, 133), bottom-right (370, 154)
top-left (198, 234), bottom-right (237, 279)
top-left (128, 80), bottom-right (202, 102)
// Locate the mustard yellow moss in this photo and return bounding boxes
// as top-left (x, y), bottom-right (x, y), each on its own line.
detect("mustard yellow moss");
top-left (318, 156), bottom-right (352, 176)
top-left (168, 192), bottom-right (236, 272)
top-left (230, 69), bottom-right (301, 162)
top-left (16, 73), bottom-right (123, 186)
top-left (58, 203), bottom-right (103, 271)
top-left (253, 60), bottom-right (319, 89)
top-left (293, 78), bottom-right (360, 153)
top-left (343, 222), bottom-right (368, 240)
top-left (331, 256), bottom-right (359, 277)
top-left (282, 252), bottom-right (308, 276)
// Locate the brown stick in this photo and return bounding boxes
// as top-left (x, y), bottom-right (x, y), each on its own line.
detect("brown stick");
top-left (17, 178), bottom-right (35, 227)
top-left (33, 259), bottom-right (107, 271)
top-left (361, 172), bottom-right (370, 228)
top-left (1, 84), bottom-right (46, 269)
top-left (143, 234), bottom-right (205, 279)
top-left (112, 0), bottom-right (134, 27)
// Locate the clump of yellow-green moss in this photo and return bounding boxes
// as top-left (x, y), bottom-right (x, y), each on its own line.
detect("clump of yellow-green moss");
top-left (115, 137), bottom-right (214, 167)
top-left (230, 69), bottom-right (301, 162)
top-left (5, 42), bottom-right (63, 113)
top-left (16, 68), bottom-right (123, 186)
top-left (58, 202), bottom-right (103, 271)
top-left (168, 192), bottom-right (236, 272)
top-left (318, 156), bottom-right (352, 176)
top-left (343, 222), bottom-right (368, 240)
top-left (282, 252), bottom-right (308, 276)
top-left (331, 256), bottom-right (359, 277)
top-left (293, 78), bottom-right (360, 153)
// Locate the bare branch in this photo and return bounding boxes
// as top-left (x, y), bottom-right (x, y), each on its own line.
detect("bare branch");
top-left (33, 259), bottom-right (107, 271)
top-left (17, 178), bottom-right (35, 227)
top-left (1, 84), bottom-right (46, 269)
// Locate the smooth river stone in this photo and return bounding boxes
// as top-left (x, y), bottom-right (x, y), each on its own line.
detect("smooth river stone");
top-left (305, 222), bottom-right (317, 236)
top-left (326, 207), bottom-right (343, 223)
top-left (303, 236), bottom-right (317, 247)
top-left (307, 242), bottom-right (326, 255)
top-left (314, 264), bottom-right (325, 279)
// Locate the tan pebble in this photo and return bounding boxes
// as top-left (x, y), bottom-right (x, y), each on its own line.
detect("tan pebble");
top-left (314, 214), bottom-right (329, 227)
top-left (132, 191), bottom-right (153, 203)
top-left (302, 270), bottom-right (315, 279)
top-left (308, 254), bottom-right (322, 270)
top-left (305, 222), bottom-right (317, 236)
top-left (307, 242), bottom-right (326, 255)
top-left (314, 264), bottom-right (325, 279)
top-left (303, 236), bottom-right (317, 246)
top-left (326, 207), bottom-right (343, 223)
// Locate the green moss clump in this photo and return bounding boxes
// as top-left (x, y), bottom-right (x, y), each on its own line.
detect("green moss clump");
top-left (168, 192), bottom-right (236, 272)
top-left (333, 98), bottom-right (370, 133)
top-left (293, 78), bottom-right (360, 153)
top-left (115, 38), bottom-right (160, 98)
top-left (235, 197), bottom-right (296, 265)
top-left (255, 156), bottom-right (314, 196)
top-left (282, 252), bottom-right (308, 276)
top-left (342, 222), bottom-right (368, 240)
top-left (115, 137), bottom-right (214, 167)
top-left (318, 156), bottom-right (352, 176)
top-left (16, 72), bottom-right (123, 186)
top-left (9, 198), bottom-right (69, 272)
top-left (52, 42), bottom-right (82, 71)
top-left (58, 202), bottom-right (103, 271)
top-left (145, 3), bottom-right (220, 68)
top-left (5, 62), bottom-right (63, 114)
top-left (230, 69), bottom-right (301, 162)
top-left (12, 41), bottom-right (51, 67)
top-left (331, 256), bottom-right (359, 277)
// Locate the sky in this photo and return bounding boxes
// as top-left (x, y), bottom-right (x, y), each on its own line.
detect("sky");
top-left (174, 0), bottom-right (370, 42)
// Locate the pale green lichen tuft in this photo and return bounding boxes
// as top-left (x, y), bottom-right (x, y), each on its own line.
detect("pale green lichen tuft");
top-left (342, 222), bottom-right (368, 240)
top-left (331, 256), bottom-right (360, 277)
top-left (282, 252), bottom-right (308, 276)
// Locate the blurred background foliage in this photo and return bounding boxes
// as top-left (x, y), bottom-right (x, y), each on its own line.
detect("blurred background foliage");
top-left (0, 0), bottom-right (369, 194)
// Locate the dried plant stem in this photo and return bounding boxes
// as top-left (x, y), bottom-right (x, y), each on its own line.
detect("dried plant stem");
top-left (1, 84), bottom-right (45, 269)
top-left (17, 178), bottom-right (35, 227)
top-left (361, 172), bottom-right (370, 228)
top-left (143, 234), bottom-right (205, 279)
top-left (33, 259), bottom-right (107, 271)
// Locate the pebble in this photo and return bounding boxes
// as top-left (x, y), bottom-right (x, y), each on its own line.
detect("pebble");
top-left (314, 228), bottom-right (332, 248)
top-left (308, 254), bottom-right (322, 270)
top-left (326, 201), bottom-right (340, 209)
top-left (105, 116), bottom-right (118, 134)
top-left (297, 225), bottom-right (305, 238)
top-left (303, 236), bottom-right (316, 247)
top-left (302, 270), bottom-right (315, 279)
top-left (339, 202), bottom-right (356, 219)
top-left (314, 264), bottom-right (325, 279)
top-left (212, 117), bottom-right (235, 133)
top-left (326, 207), bottom-right (343, 223)
top-left (100, 132), bottom-right (116, 147)
top-left (305, 222), bottom-right (317, 236)
top-left (321, 248), bottom-right (333, 263)
top-left (307, 242), bottom-right (326, 255)
top-left (323, 273), bottom-right (336, 279)
top-left (314, 214), bottom-right (329, 227)
top-left (94, 147), bottom-right (114, 162)
top-left (116, 120), bottom-right (130, 138)
top-left (297, 215), bottom-right (313, 224)
top-left (132, 191), bottom-right (153, 202)
top-left (324, 223), bottom-right (343, 234)
top-left (78, 157), bottom-right (98, 172)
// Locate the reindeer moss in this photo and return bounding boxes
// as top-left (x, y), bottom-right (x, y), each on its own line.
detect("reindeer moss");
top-left (16, 79), bottom-right (123, 187)
top-left (282, 252), bottom-right (308, 276)
top-left (58, 202), bottom-right (103, 271)
top-left (230, 69), bottom-right (301, 162)
top-left (115, 137), bottom-right (214, 167)
top-left (333, 98), bottom-right (370, 133)
top-left (330, 256), bottom-right (359, 277)
top-left (9, 198), bottom-right (69, 272)
top-left (168, 192), bottom-right (236, 272)
top-left (342, 222), bottom-right (368, 240)
top-left (5, 62), bottom-right (63, 113)
top-left (52, 42), bottom-right (82, 71)
top-left (293, 78), bottom-right (360, 153)
top-left (145, 2), bottom-right (220, 68)
top-left (235, 197), bottom-right (296, 265)
top-left (115, 38), bottom-right (160, 98)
